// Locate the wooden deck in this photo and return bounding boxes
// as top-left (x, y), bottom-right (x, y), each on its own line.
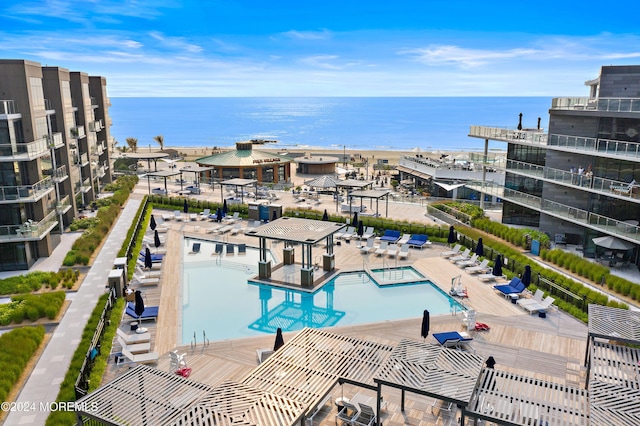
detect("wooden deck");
top-left (104, 210), bottom-right (589, 425)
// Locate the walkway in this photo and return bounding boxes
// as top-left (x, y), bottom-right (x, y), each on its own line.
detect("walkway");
top-left (5, 195), bottom-right (142, 425)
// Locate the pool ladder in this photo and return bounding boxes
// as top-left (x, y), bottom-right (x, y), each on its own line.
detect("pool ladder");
top-left (191, 330), bottom-right (210, 349)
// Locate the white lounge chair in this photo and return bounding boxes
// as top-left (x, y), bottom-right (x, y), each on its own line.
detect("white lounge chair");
top-left (398, 244), bottom-right (410, 259)
top-left (117, 335), bottom-right (151, 354)
top-left (230, 223), bottom-right (244, 235)
top-left (361, 227), bottom-right (375, 240)
top-left (155, 225), bottom-right (169, 233)
top-left (161, 213), bottom-right (173, 221)
top-left (199, 208), bottom-right (211, 220)
top-left (359, 238), bottom-right (375, 253)
top-left (517, 289), bottom-right (544, 307)
top-left (522, 296), bottom-right (555, 315)
top-left (216, 224), bottom-right (233, 234)
top-left (135, 266), bottom-right (161, 278)
top-left (465, 259), bottom-right (491, 274)
top-left (189, 213), bottom-right (198, 221)
top-left (173, 210), bottom-right (182, 221)
top-left (397, 234), bottom-right (411, 246)
top-left (338, 226), bottom-right (356, 240)
top-left (386, 244), bottom-right (400, 258)
top-left (224, 212), bottom-right (240, 223)
top-left (136, 260), bottom-right (162, 270)
top-left (120, 348), bottom-right (159, 365)
top-left (478, 273), bottom-right (500, 282)
top-left (441, 244), bottom-right (462, 258)
top-left (449, 248), bottom-right (471, 263)
top-left (375, 241), bottom-right (389, 256)
top-left (117, 328), bottom-right (150, 344)
top-left (456, 254), bottom-right (478, 268)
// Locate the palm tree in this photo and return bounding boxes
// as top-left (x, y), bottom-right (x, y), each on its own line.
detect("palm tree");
top-left (126, 137), bottom-right (138, 153)
top-left (153, 135), bottom-right (165, 151)
top-left (118, 146), bottom-right (129, 153)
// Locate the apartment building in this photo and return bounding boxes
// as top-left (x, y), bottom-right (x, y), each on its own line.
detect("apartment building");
top-left (469, 65), bottom-right (640, 264)
top-left (0, 59), bottom-right (113, 271)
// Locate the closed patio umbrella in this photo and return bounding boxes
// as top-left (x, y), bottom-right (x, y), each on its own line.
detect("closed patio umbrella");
top-left (352, 212), bottom-right (358, 229)
top-left (216, 207), bottom-right (223, 222)
top-left (492, 255), bottom-right (503, 277)
top-left (357, 221), bottom-right (364, 238)
top-left (222, 199), bottom-right (228, 216)
top-left (421, 310), bottom-right (430, 340)
top-left (183, 199), bottom-right (188, 213)
top-left (154, 230), bottom-right (161, 250)
top-left (322, 209), bottom-right (329, 221)
top-left (521, 265), bottom-right (532, 288)
top-left (447, 226), bottom-right (456, 244)
top-left (144, 247), bottom-right (153, 269)
top-left (475, 238), bottom-right (484, 256)
top-left (134, 290), bottom-right (145, 327)
top-left (274, 327), bottom-right (284, 351)
top-left (150, 214), bottom-right (157, 231)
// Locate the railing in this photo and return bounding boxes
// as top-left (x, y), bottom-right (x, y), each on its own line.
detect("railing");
top-left (80, 153), bottom-right (89, 166)
top-left (56, 195), bottom-right (71, 214)
top-left (97, 165), bottom-right (106, 178)
top-left (0, 137), bottom-right (50, 160)
top-left (51, 132), bottom-right (64, 148)
top-left (551, 97), bottom-right (640, 112)
top-left (0, 209), bottom-right (58, 241)
top-left (52, 165), bottom-right (68, 182)
top-left (88, 120), bottom-right (103, 133)
top-left (0, 176), bottom-right (55, 202)
top-left (0, 100), bottom-right (18, 115)
top-left (70, 126), bottom-right (86, 139)
top-left (469, 126), bottom-right (548, 145)
top-left (75, 288), bottom-right (116, 399)
top-left (468, 152), bottom-right (507, 169)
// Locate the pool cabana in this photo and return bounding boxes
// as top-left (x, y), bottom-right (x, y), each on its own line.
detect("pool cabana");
top-left (124, 152), bottom-right (170, 172)
top-left (219, 177), bottom-right (258, 204)
top-left (141, 169), bottom-right (182, 195)
top-left (178, 165), bottom-right (214, 193)
top-left (244, 217), bottom-right (345, 287)
top-left (335, 179), bottom-right (375, 213)
top-left (348, 188), bottom-right (391, 218)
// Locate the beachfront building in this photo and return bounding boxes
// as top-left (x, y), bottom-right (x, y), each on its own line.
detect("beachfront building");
top-left (195, 141), bottom-right (292, 185)
top-left (294, 154), bottom-right (339, 175)
top-left (396, 154), bottom-right (504, 200)
top-left (0, 59), bottom-right (113, 270)
top-left (469, 65), bottom-right (640, 263)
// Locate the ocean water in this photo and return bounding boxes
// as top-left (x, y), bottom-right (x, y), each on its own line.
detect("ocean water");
top-left (109, 97), bottom-right (551, 152)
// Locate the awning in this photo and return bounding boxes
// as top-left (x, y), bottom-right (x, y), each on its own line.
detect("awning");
top-left (434, 182), bottom-right (466, 192)
top-left (396, 165), bottom-right (432, 181)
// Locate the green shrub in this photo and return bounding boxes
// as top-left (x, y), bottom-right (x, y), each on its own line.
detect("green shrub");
top-left (0, 326), bottom-right (45, 403)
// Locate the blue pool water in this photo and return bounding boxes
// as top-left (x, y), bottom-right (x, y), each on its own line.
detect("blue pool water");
top-left (182, 239), bottom-right (465, 343)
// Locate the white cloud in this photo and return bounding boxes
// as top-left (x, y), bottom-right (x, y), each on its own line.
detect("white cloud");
top-left (148, 31), bottom-right (203, 54)
top-left (281, 29), bottom-right (331, 40)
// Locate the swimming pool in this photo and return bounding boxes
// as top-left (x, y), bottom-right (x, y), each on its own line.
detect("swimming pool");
top-left (182, 238), bottom-right (465, 343)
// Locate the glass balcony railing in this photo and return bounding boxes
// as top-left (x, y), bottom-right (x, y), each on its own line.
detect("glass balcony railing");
top-left (51, 132), bottom-right (64, 148)
top-left (0, 177), bottom-right (55, 203)
top-left (56, 195), bottom-right (71, 214)
top-left (0, 137), bottom-right (50, 160)
top-left (88, 120), bottom-right (103, 132)
top-left (70, 126), bottom-right (86, 139)
top-left (469, 126), bottom-right (548, 145)
top-left (551, 97), bottom-right (640, 112)
top-left (97, 165), bottom-right (106, 178)
top-left (80, 153), bottom-right (89, 166)
top-left (0, 100), bottom-right (18, 115)
top-left (468, 152), bottom-right (507, 169)
top-left (1, 210), bottom-right (58, 241)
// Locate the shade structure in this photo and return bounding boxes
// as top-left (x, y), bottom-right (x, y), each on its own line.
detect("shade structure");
top-left (322, 209), bottom-right (329, 221)
top-left (183, 199), bottom-right (188, 213)
top-left (144, 247), bottom-right (153, 269)
top-left (149, 214), bottom-right (157, 231)
top-left (222, 199), bottom-right (228, 216)
top-left (304, 174), bottom-right (340, 189)
top-left (154, 230), bottom-right (161, 249)
top-left (492, 255), bottom-right (503, 276)
top-left (357, 221), bottom-right (364, 237)
top-left (274, 328), bottom-right (284, 351)
top-left (592, 235), bottom-right (635, 250)
top-left (352, 212), bottom-right (358, 229)
top-left (420, 309), bottom-right (430, 339)
top-left (521, 265), bottom-right (532, 287)
top-left (447, 226), bottom-right (456, 244)
top-left (475, 238), bottom-right (484, 256)
top-left (134, 290), bottom-right (145, 326)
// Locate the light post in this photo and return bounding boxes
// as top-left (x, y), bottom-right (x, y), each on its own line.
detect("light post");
top-left (343, 145), bottom-right (346, 167)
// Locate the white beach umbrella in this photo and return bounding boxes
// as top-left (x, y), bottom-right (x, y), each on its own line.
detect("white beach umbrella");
top-left (592, 236), bottom-right (635, 250)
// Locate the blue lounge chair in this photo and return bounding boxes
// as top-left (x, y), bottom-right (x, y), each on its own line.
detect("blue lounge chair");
top-left (493, 277), bottom-right (526, 298)
top-left (406, 234), bottom-right (430, 249)
top-left (433, 331), bottom-right (474, 351)
top-left (126, 302), bottom-right (159, 321)
top-left (138, 253), bottom-right (164, 263)
top-left (380, 230), bottom-right (401, 243)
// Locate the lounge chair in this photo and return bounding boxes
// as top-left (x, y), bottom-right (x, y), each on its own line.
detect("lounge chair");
top-left (216, 224), bottom-right (233, 234)
top-left (433, 331), bottom-right (474, 352)
top-left (465, 259), bottom-right (491, 274)
top-left (398, 244), bottom-right (410, 259)
top-left (478, 273), bottom-right (500, 282)
top-left (136, 259), bottom-right (162, 271)
top-left (237, 244), bottom-right (247, 255)
top-left (493, 277), bottom-right (526, 298)
top-left (407, 234), bottom-right (430, 249)
top-left (173, 210), bottom-right (182, 221)
top-left (226, 244), bottom-right (235, 255)
top-left (230, 223), bottom-right (244, 235)
top-left (336, 401), bottom-right (360, 425)
top-left (449, 248), bottom-right (471, 263)
top-left (131, 276), bottom-right (160, 287)
top-left (199, 208), bottom-right (211, 220)
top-left (206, 224), bottom-right (222, 234)
top-left (456, 254), bottom-right (479, 268)
top-left (375, 241), bottom-right (389, 256)
top-left (380, 230), bottom-right (401, 243)
top-left (135, 266), bottom-right (161, 278)
top-left (138, 252), bottom-right (163, 263)
top-left (189, 213), bottom-right (198, 221)
top-left (441, 244), bottom-right (462, 258)
top-left (361, 227), bottom-right (375, 240)
top-left (353, 403), bottom-right (377, 426)
top-left (161, 213), bottom-right (173, 221)
top-left (126, 302), bottom-right (159, 321)
top-left (337, 226), bottom-right (356, 240)
top-left (117, 335), bottom-right (151, 354)
top-left (517, 289), bottom-right (544, 307)
top-left (397, 233), bottom-right (411, 246)
top-left (611, 179), bottom-right (636, 194)
top-left (386, 244), bottom-right (400, 258)
top-left (359, 238), bottom-right (375, 253)
top-left (120, 348), bottom-right (159, 365)
top-left (189, 242), bottom-right (201, 254)
top-left (155, 225), bottom-right (168, 233)
top-left (116, 328), bottom-right (150, 344)
top-left (522, 296), bottom-right (555, 315)
top-left (224, 212), bottom-right (240, 223)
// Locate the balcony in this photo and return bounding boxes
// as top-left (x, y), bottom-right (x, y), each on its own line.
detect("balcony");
top-left (80, 153), bottom-right (89, 167)
top-left (0, 177), bottom-right (55, 203)
top-left (468, 152), bottom-right (507, 169)
top-left (70, 126), bottom-right (86, 139)
top-left (50, 132), bottom-right (64, 149)
top-left (0, 137), bottom-right (51, 161)
top-left (0, 100), bottom-right (19, 116)
top-left (55, 195), bottom-right (72, 214)
top-left (88, 120), bottom-right (103, 133)
top-left (551, 97), bottom-right (640, 113)
top-left (47, 165), bottom-right (68, 183)
top-left (97, 165), bottom-right (106, 178)
top-left (75, 177), bottom-right (92, 194)
top-left (1, 210), bottom-right (59, 242)
top-left (469, 125), bottom-right (548, 145)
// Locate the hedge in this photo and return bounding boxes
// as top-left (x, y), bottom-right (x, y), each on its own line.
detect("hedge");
top-left (0, 292), bottom-right (66, 325)
top-left (0, 326), bottom-right (45, 404)
top-left (0, 270), bottom-right (78, 296)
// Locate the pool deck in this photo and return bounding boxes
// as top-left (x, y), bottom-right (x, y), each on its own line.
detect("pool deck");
top-left (105, 202), bottom-right (589, 425)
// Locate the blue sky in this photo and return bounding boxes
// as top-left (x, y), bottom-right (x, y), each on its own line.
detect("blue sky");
top-left (2, 0), bottom-right (640, 97)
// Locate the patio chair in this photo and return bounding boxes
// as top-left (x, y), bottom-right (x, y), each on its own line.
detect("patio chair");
top-left (375, 241), bottom-right (389, 256)
top-left (131, 276), bottom-right (160, 287)
top-left (173, 210), bottom-right (182, 221)
top-left (199, 208), bottom-right (211, 220)
top-left (135, 266), bottom-right (161, 278)
top-left (493, 277), bottom-right (526, 298)
top-left (407, 234), bottom-right (430, 249)
top-left (522, 296), bottom-right (555, 315)
top-left (116, 328), bottom-right (150, 344)
top-left (117, 335), bottom-right (151, 354)
top-left (386, 244), bottom-right (400, 258)
top-left (224, 212), bottom-right (240, 223)
top-left (397, 233), bottom-right (411, 246)
top-left (398, 244), bottom-right (410, 259)
top-left (456, 253), bottom-right (478, 268)
top-left (161, 213), bottom-right (173, 221)
top-left (336, 401), bottom-right (360, 425)
top-left (337, 226), bottom-right (356, 240)
top-left (126, 302), bottom-right (159, 321)
top-left (120, 348), bottom-right (159, 365)
top-left (353, 403), bottom-right (377, 426)
top-left (610, 179), bottom-right (636, 194)
top-left (380, 230), bottom-right (401, 243)
top-left (449, 248), bottom-right (471, 263)
top-left (359, 238), bottom-right (376, 253)
top-left (477, 273), bottom-right (500, 282)
top-left (440, 244), bottom-right (462, 258)
top-left (230, 223), bottom-right (243, 235)
top-left (516, 289), bottom-right (544, 308)
top-left (136, 259), bottom-right (162, 271)
top-left (433, 331), bottom-right (474, 352)
top-left (465, 259), bottom-right (491, 274)
top-left (361, 227), bottom-right (375, 240)
top-left (189, 213), bottom-right (198, 221)
top-left (216, 224), bottom-right (233, 234)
